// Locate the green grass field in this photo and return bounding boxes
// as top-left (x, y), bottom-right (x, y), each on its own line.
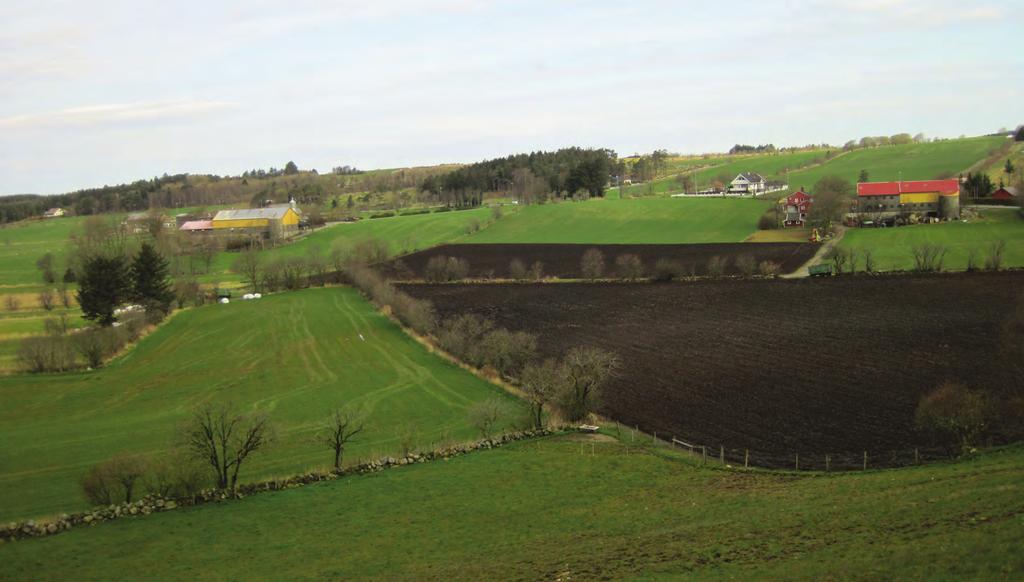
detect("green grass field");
top-left (837, 208), bottom-right (1024, 271)
top-left (787, 136), bottom-right (1005, 190)
top-left (0, 216), bottom-right (89, 289)
top-left (464, 198), bottom-right (770, 244)
top-left (0, 287), bottom-right (520, 522)
top-left (2, 434), bottom-right (1021, 580)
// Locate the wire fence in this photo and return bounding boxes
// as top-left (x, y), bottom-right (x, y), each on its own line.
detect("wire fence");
top-left (609, 422), bottom-right (950, 472)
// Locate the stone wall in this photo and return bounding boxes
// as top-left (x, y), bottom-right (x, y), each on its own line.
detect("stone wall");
top-left (1, 428), bottom-right (555, 543)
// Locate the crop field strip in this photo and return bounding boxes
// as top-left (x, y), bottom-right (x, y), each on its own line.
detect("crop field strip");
top-left (382, 242), bottom-right (819, 280)
top-left (0, 287), bottom-right (522, 522)
top-left (403, 271), bottom-right (1023, 469)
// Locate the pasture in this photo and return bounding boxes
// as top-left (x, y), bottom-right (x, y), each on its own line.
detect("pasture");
top-left (2, 433), bottom-right (1021, 579)
top-left (0, 287), bottom-right (520, 522)
top-left (464, 198), bottom-right (770, 244)
top-left (405, 272), bottom-right (1024, 468)
top-left (837, 208), bottom-right (1024, 271)
top-left (787, 136), bottom-right (1005, 189)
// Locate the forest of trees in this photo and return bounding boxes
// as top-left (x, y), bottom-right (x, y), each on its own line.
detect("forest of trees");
top-left (420, 147), bottom-right (617, 207)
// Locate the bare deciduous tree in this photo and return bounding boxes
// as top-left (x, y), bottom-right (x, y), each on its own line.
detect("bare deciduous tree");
top-left (615, 254), bottom-right (644, 280)
top-left (316, 407), bottom-right (365, 470)
top-left (735, 254), bottom-right (757, 276)
top-left (915, 382), bottom-right (994, 456)
top-left (468, 398), bottom-right (510, 439)
top-left (558, 346), bottom-right (619, 422)
top-left (38, 289), bottom-right (55, 311)
top-left (233, 250), bottom-right (263, 293)
top-left (985, 240), bottom-right (1006, 271)
top-left (521, 359), bottom-right (562, 428)
top-left (182, 403), bottom-right (272, 490)
top-left (580, 248), bottom-right (605, 279)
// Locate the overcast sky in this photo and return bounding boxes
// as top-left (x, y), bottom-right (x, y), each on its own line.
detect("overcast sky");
top-left (1, 0), bottom-right (1022, 195)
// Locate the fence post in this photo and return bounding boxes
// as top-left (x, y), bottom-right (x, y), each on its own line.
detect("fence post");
top-left (795, 453), bottom-right (799, 471)
top-left (825, 454), bottom-right (830, 473)
top-left (672, 436), bottom-right (676, 449)
top-left (591, 443), bottom-right (595, 457)
top-left (702, 446), bottom-right (707, 466)
top-left (863, 450), bottom-right (868, 471)
top-left (744, 449), bottom-right (749, 468)
top-left (719, 445), bottom-right (724, 465)
top-left (914, 448), bottom-right (919, 465)
top-left (654, 431), bottom-right (657, 445)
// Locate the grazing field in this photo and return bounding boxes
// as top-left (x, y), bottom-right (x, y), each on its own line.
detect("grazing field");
top-left (0, 216), bottom-right (89, 289)
top-left (2, 434), bottom-right (1022, 580)
top-left (787, 136), bottom-right (1005, 189)
top-left (0, 287), bottom-right (520, 522)
top-left (383, 243), bottom-right (819, 279)
top-left (836, 208), bottom-right (1024, 271)
top-left (404, 273), bottom-right (1023, 468)
top-left (464, 198), bottom-right (770, 244)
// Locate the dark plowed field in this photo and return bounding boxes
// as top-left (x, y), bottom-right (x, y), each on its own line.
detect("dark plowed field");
top-left (403, 272), bottom-right (1023, 469)
top-left (383, 243), bottom-right (819, 279)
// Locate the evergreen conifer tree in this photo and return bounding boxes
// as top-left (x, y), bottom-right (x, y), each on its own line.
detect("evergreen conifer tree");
top-left (77, 255), bottom-right (129, 326)
top-left (131, 242), bottom-right (174, 316)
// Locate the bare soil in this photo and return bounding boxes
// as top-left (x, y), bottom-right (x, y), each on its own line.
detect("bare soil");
top-left (402, 272), bottom-right (1024, 469)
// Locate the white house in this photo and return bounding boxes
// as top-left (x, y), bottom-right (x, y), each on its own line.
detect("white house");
top-left (42, 207), bottom-right (65, 218)
top-left (729, 172), bottom-right (767, 194)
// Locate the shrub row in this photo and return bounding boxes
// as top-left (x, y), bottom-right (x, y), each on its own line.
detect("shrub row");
top-left (18, 312), bottom-right (151, 372)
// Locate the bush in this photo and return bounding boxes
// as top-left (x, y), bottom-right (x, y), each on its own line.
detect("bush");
top-left (706, 255), bottom-right (729, 277)
top-left (985, 240), bottom-right (1006, 271)
top-left (18, 335), bottom-right (76, 373)
top-left (145, 449), bottom-right (209, 498)
top-left (476, 328), bottom-right (538, 377)
top-left (468, 398), bottom-right (510, 439)
top-left (424, 256), bottom-right (470, 282)
top-left (437, 314), bottom-right (495, 362)
top-left (911, 244), bottom-right (947, 272)
top-left (915, 382), bottom-right (995, 456)
top-left (757, 209), bottom-right (777, 230)
top-left (580, 248), bottom-right (605, 279)
top-left (652, 258), bottom-right (685, 282)
top-left (465, 218), bottom-right (482, 234)
top-left (528, 261), bottom-right (544, 281)
top-left (509, 258), bottom-right (527, 280)
top-left (615, 254), bottom-right (644, 280)
top-left (735, 254), bottom-right (757, 276)
top-left (74, 327), bottom-right (119, 368)
top-left (351, 238), bottom-right (390, 266)
top-left (81, 453), bottom-right (149, 505)
top-left (399, 208), bottom-right (431, 216)
top-left (758, 260), bottom-right (781, 276)
top-left (369, 211), bottom-right (396, 219)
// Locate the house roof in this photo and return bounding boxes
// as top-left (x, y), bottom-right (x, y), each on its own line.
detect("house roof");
top-left (995, 186), bottom-right (1019, 196)
top-left (787, 191), bottom-right (812, 203)
top-left (44, 207), bottom-right (62, 214)
top-left (213, 207), bottom-right (295, 221)
top-left (179, 220), bottom-right (214, 231)
top-left (735, 172), bottom-right (765, 183)
top-left (857, 179), bottom-right (959, 197)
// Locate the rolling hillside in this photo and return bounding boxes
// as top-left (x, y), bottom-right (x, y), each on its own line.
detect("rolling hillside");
top-left (2, 434), bottom-right (1021, 579)
top-left (0, 287), bottom-right (520, 522)
top-left (464, 198), bottom-right (770, 244)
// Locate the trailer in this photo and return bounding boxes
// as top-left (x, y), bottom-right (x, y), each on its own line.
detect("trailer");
top-left (808, 264), bottom-right (832, 277)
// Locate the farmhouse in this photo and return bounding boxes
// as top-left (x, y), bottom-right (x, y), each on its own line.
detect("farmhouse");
top-left (856, 179), bottom-right (960, 222)
top-left (729, 172), bottom-right (766, 194)
top-left (782, 190), bottom-right (813, 227)
top-left (211, 204), bottom-right (301, 238)
top-left (992, 186), bottom-right (1018, 202)
top-left (42, 207), bottom-right (65, 218)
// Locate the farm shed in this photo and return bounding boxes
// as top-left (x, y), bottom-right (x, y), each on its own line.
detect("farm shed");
top-left (992, 186), bottom-right (1018, 202)
top-left (179, 220), bottom-right (214, 233)
top-left (856, 179), bottom-right (960, 221)
top-left (211, 204), bottom-right (301, 238)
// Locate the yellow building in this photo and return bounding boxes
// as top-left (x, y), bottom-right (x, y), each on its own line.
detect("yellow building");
top-left (212, 206), bottom-right (301, 237)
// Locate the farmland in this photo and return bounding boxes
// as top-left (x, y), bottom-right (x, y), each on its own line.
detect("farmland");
top-left (786, 136), bottom-right (1006, 188)
top-left (0, 287), bottom-right (520, 522)
top-left (836, 208), bottom-right (1024, 271)
top-left (404, 272), bottom-right (1024, 468)
top-left (2, 433), bottom-right (1022, 580)
top-left (383, 242), bottom-right (819, 279)
top-left (464, 197), bottom-right (770, 244)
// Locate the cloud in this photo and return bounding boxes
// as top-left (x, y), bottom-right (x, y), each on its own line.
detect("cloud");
top-left (0, 99), bottom-right (236, 129)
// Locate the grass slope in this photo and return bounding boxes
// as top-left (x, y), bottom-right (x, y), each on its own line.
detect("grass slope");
top-left (788, 136), bottom-right (1005, 189)
top-left (2, 435), bottom-right (1021, 580)
top-left (0, 287), bottom-right (519, 522)
top-left (464, 198), bottom-right (770, 244)
top-left (0, 216), bottom-right (89, 288)
top-left (837, 208), bottom-right (1024, 271)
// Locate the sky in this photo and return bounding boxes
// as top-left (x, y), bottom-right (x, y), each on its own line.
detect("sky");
top-left (1, 0), bottom-right (1022, 195)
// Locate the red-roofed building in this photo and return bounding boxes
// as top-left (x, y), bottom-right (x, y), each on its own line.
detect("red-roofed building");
top-left (856, 179), bottom-right (960, 221)
top-left (179, 220), bottom-right (214, 233)
top-left (992, 186), bottom-right (1018, 202)
top-left (782, 190), bottom-right (813, 227)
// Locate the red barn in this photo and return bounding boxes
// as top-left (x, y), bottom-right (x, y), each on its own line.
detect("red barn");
top-left (992, 186), bottom-right (1018, 202)
top-left (783, 190), bottom-right (813, 227)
